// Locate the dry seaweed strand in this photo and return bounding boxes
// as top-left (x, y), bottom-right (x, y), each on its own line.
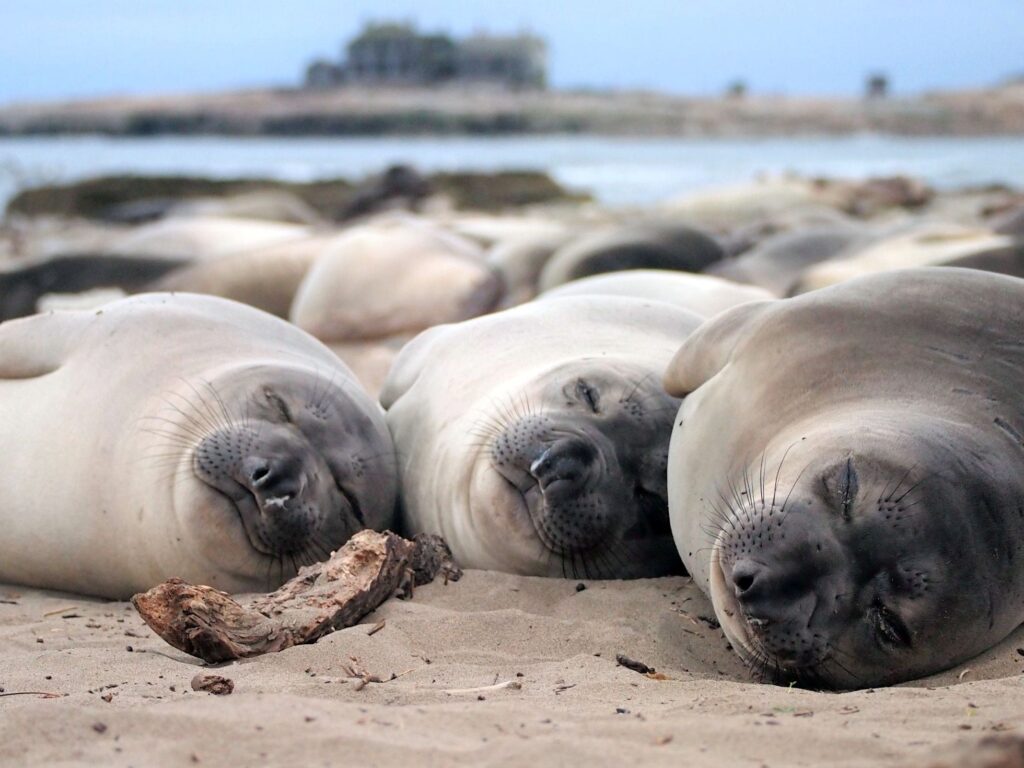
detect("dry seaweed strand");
top-left (131, 531), bottom-right (460, 663)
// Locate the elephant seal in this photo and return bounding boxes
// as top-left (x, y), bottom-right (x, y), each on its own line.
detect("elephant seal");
top-left (540, 270), bottom-right (772, 318)
top-left (0, 293), bottom-right (396, 599)
top-left (0, 252), bottom-right (188, 321)
top-left (942, 242), bottom-right (1024, 280)
top-left (381, 296), bottom-right (702, 578)
top-left (110, 216), bottom-right (312, 260)
top-left (793, 223), bottom-right (1012, 294)
top-left (992, 205), bottom-right (1024, 237)
top-left (707, 225), bottom-right (865, 296)
top-left (537, 222), bottom-right (725, 291)
top-left (486, 229), bottom-right (575, 307)
top-left (149, 232), bottom-right (341, 318)
top-left (290, 216), bottom-right (500, 343)
top-left (664, 268), bottom-right (1024, 688)
top-left (289, 216), bottom-right (501, 393)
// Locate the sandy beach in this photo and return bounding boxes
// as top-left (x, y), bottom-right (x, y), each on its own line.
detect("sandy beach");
top-left (2, 571), bottom-right (1022, 767)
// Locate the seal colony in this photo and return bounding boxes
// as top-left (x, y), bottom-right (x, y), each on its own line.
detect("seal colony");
top-left (0, 293), bottom-right (397, 599)
top-left (2, 172), bottom-right (1024, 696)
top-left (665, 268), bottom-right (1024, 688)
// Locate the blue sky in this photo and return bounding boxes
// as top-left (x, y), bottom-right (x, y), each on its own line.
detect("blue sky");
top-left (2, 1), bottom-right (1022, 104)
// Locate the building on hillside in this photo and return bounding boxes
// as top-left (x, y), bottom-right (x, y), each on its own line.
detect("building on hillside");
top-left (455, 33), bottom-right (546, 88)
top-left (303, 22), bottom-right (547, 90)
top-left (865, 72), bottom-right (890, 99)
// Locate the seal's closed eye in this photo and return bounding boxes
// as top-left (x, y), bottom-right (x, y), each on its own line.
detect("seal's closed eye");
top-left (574, 379), bottom-right (600, 413)
top-left (820, 455), bottom-right (859, 522)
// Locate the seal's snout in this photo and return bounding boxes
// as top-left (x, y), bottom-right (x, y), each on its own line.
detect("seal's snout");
top-left (529, 437), bottom-right (596, 498)
top-left (193, 421), bottom-right (347, 558)
top-left (713, 498), bottom-right (847, 672)
top-left (241, 455), bottom-right (302, 511)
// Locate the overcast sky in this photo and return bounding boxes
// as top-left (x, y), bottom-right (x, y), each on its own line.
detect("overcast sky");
top-left (2, 1), bottom-right (1022, 104)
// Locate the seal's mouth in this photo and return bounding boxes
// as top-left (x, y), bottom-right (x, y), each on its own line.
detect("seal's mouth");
top-left (710, 540), bottom-right (759, 664)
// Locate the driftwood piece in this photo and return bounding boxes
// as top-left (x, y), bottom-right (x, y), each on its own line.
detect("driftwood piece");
top-left (131, 530), bottom-right (461, 663)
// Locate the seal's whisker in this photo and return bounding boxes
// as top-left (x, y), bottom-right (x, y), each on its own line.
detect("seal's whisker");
top-left (168, 382), bottom-right (222, 435)
top-left (771, 440), bottom-right (800, 509)
top-left (882, 462), bottom-right (919, 502)
top-left (759, 449), bottom-right (768, 508)
top-left (892, 471), bottom-right (939, 505)
top-left (139, 414), bottom-right (207, 443)
top-left (778, 460), bottom-right (813, 526)
top-left (620, 370), bottom-right (654, 405)
top-left (177, 378), bottom-right (227, 434)
top-left (203, 379), bottom-right (244, 434)
top-left (158, 393), bottom-right (217, 437)
top-left (822, 646), bottom-right (867, 688)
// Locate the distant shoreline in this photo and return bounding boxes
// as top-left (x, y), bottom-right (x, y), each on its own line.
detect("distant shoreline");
top-left (1, 85), bottom-right (1023, 138)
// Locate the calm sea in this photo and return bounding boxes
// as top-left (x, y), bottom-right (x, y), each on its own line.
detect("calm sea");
top-left (2, 134), bottom-right (1024, 212)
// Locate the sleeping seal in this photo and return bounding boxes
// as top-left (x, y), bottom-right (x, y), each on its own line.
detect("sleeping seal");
top-left (381, 296), bottom-right (701, 578)
top-left (793, 222), bottom-right (1012, 294)
top-left (664, 268), bottom-right (1024, 688)
top-left (537, 222), bottom-right (725, 291)
top-left (0, 293), bottom-right (396, 599)
top-left (539, 270), bottom-right (772, 318)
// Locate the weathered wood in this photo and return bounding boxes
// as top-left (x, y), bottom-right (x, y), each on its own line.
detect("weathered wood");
top-left (131, 530), bottom-right (460, 663)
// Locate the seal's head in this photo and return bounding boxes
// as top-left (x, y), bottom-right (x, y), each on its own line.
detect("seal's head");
top-left (708, 418), bottom-right (1017, 689)
top-left (157, 363), bottom-right (395, 586)
top-left (470, 359), bottom-right (684, 578)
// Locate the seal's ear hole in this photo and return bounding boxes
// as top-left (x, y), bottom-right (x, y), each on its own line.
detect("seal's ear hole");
top-left (820, 455), bottom-right (859, 522)
top-left (263, 387), bottom-right (292, 422)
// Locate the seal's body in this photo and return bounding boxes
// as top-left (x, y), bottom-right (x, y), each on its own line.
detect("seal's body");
top-left (0, 293), bottom-right (396, 599)
top-left (665, 268), bottom-right (1024, 687)
top-left (382, 296), bottom-right (701, 579)
top-left (540, 270), bottom-right (772, 318)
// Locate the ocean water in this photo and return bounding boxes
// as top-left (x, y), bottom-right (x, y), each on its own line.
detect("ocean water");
top-left (2, 134), bottom-right (1024, 212)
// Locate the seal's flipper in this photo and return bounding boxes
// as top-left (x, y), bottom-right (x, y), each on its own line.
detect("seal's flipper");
top-left (0, 310), bottom-right (86, 379)
top-left (663, 299), bottom-right (773, 397)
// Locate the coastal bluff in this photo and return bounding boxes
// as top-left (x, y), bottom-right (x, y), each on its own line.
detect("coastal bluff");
top-left (1, 84), bottom-right (1023, 138)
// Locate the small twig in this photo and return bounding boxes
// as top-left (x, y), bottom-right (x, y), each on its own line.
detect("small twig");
top-left (353, 675), bottom-right (382, 692)
top-left (42, 606), bottom-right (78, 617)
top-left (367, 620), bottom-right (386, 636)
top-left (0, 691), bottom-right (64, 698)
top-left (443, 680), bottom-right (522, 695)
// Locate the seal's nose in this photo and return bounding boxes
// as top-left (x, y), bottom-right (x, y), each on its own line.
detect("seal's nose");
top-left (241, 456), bottom-right (301, 509)
top-left (730, 558), bottom-right (764, 599)
top-left (529, 437), bottom-right (596, 497)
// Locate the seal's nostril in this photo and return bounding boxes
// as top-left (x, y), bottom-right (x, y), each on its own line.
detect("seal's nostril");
top-left (731, 559), bottom-right (761, 596)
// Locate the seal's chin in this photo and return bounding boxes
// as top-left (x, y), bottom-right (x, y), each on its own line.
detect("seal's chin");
top-left (709, 541), bottom-right (759, 664)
